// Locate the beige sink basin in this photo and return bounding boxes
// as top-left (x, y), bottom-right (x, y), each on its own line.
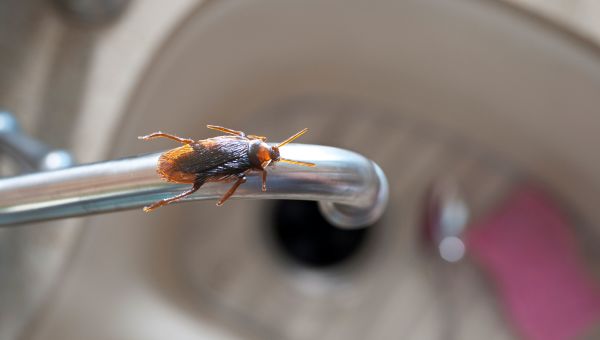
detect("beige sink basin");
top-left (3, 1), bottom-right (600, 339)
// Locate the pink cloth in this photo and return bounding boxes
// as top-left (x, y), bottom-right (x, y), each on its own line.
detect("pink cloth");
top-left (466, 188), bottom-right (600, 340)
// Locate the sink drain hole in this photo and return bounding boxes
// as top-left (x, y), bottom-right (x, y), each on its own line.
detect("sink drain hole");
top-left (269, 200), bottom-right (371, 268)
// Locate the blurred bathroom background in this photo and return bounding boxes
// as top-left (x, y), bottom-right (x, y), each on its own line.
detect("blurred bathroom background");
top-left (2, 0), bottom-right (600, 339)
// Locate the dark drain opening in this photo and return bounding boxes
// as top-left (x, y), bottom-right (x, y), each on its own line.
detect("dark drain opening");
top-left (269, 200), bottom-right (371, 268)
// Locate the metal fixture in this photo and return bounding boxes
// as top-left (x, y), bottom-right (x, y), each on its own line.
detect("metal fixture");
top-left (0, 111), bottom-right (74, 172)
top-left (423, 179), bottom-right (469, 263)
top-left (422, 178), bottom-right (471, 340)
top-left (0, 144), bottom-right (388, 228)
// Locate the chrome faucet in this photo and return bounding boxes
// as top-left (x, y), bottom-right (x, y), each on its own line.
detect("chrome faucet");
top-left (0, 113), bottom-right (388, 228)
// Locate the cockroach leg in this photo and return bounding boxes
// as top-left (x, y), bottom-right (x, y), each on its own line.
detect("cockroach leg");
top-left (262, 170), bottom-right (268, 192)
top-left (138, 132), bottom-right (195, 144)
top-left (217, 175), bottom-right (247, 206)
top-left (143, 181), bottom-right (202, 212)
top-left (248, 135), bottom-right (267, 141)
top-left (206, 125), bottom-right (247, 138)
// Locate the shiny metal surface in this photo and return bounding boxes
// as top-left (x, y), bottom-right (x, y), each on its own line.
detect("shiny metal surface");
top-left (424, 179), bottom-right (469, 263)
top-left (0, 112), bottom-right (74, 172)
top-left (0, 144), bottom-right (388, 228)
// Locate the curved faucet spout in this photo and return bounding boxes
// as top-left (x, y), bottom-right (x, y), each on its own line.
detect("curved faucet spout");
top-left (0, 144), bottom-right (388, 228)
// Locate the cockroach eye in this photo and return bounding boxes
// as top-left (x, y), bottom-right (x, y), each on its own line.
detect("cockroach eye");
top-left (270, 146), bottom-right (280, 161)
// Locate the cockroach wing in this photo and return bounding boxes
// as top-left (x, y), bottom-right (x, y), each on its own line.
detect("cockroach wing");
top-left (158, 136), bottom-right (251, 184)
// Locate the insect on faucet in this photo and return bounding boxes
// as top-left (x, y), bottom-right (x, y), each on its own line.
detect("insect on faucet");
top-left (139, 125), bottom-right (315, 211)
top-left (0, 126), bottom-right (387, 228)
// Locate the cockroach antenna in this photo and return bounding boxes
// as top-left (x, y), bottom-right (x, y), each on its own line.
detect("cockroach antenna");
top-left (273, 128), bottom-right (315, 167)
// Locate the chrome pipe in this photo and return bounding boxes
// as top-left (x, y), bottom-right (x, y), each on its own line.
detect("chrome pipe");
top-left (0, 111), bottom-right (74, 172)
top-left (0, 144), bottom-right (388, 228)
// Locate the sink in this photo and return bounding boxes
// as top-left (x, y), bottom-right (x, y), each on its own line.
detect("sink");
top-left (3, 1), bottom-right (600, 339)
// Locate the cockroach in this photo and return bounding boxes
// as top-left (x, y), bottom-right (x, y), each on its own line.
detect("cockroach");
top-left (138, 125), bottom-right (315, 212)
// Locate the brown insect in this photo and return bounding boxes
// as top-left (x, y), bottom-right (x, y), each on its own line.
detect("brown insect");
top-left (139, 125), bottom-right (315, 212)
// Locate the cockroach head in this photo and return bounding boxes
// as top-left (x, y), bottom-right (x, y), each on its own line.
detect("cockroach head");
top-left (269, 145), bottom-right (280, 161)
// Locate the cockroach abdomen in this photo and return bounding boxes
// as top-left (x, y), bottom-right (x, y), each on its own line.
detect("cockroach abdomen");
top-left (157, 145), bottom-right (197, 183)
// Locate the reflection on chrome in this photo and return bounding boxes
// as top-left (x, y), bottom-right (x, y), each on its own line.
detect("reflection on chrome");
top-left (0, 144), bottom-right (388, 228)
